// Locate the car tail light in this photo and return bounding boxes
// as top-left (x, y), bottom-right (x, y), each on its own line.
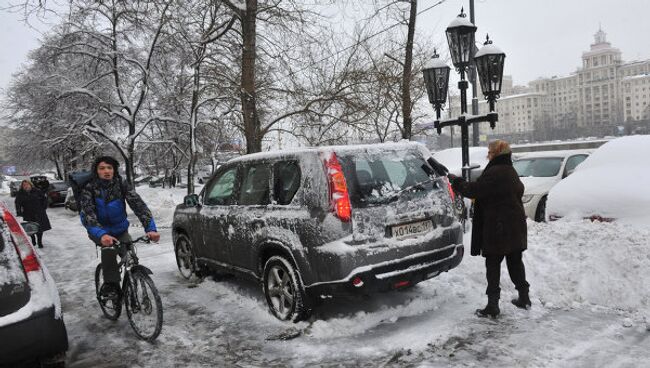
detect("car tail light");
top-left (352, 276), bottom-right (364, 287)
top-left (322, 152), bottom-right (352, 222)
top-left (394, 280), bottom-right (410, 289)
top-left (445, 177), bottom-right (456, 202)
top-left (2, 208), bottom-right (41, 273)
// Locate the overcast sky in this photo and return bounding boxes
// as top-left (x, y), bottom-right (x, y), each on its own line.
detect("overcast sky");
top-left (1, 0), bottom-right (649, 94)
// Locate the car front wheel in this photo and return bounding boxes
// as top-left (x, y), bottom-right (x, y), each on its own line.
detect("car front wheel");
top-left (262, 255), bottom-right (311, 322)
top-left (174, 234), bottom-right (202, 279)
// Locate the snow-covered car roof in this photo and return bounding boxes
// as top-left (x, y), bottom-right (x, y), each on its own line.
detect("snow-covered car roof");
top-left (227, 141), bottom-right (429, 164)
top-left (547, 135), bottom-right (650, 226)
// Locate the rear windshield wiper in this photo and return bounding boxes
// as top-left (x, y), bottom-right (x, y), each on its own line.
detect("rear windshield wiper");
top-left (383, 177), bottom-right (438, 203)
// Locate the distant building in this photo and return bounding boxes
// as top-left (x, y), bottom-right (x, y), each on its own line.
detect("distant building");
top-left (444, 27), bottom-right (650, 143)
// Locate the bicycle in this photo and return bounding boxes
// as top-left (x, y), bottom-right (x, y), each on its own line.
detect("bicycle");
top-left (94, 235), bottom-right (163, 341)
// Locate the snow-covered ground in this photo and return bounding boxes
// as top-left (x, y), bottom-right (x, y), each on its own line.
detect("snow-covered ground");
top-left (1, 189), bottom-right (649, 367)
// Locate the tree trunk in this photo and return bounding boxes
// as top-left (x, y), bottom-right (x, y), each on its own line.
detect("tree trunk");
top-left (53, 158), bottom-right (63, 180)
top-left (241, 0), bottom-right (260, 153)
top-left (401, 0), bottom-right (417, 140)
top-left (125, 146), bottom-right (135, 186)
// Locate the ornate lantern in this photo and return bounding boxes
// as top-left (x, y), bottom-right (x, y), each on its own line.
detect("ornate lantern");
top-left (474, 34), bottom-right (506, 111)
top-left (422, 49), bottom-right (451, 119)
top-left (445, 8), bottom-right (477, 71)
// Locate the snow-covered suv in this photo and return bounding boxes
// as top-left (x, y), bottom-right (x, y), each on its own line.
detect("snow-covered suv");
top-left (172, 142), bottom-right (464, 321)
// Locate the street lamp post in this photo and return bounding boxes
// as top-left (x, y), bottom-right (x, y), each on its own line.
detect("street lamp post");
top-left (422, 8), bottom-right (505, 181)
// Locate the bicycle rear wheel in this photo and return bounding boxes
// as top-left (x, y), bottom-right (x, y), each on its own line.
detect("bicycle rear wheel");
top-left (124, 270), bottom-right (163, 341)
top-left (95, 264), bottom-right (122, 320)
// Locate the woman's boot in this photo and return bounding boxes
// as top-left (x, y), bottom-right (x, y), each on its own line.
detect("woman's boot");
top-left (476, 295), bottom-right (500, 318)
top-left (511, 289), bottom-right (532, 309)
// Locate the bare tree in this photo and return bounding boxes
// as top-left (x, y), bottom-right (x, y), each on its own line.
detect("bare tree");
top-left (46, 0), bottom-right (175, 185)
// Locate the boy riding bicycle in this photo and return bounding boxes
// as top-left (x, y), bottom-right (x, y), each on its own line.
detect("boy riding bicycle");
top-left (78, 156), bottom-right (160, 302)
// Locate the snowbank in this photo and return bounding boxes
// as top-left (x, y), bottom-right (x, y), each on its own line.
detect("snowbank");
top-left (0, 180), bottom-right (9, 195)
top-left (547, 135), bottom-right (650, 226)
top-left (133, 186), bottom-right (189, 228)
top-left (525, 219), bottom-right (650, 311)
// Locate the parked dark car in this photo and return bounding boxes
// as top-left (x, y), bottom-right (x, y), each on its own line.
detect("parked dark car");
top-left (148, 176), bottom-right (165, 188)
top-left (0, 202), bottom-right (68, 367)
top-left (134, 175), bottom-right (153, 186)
top-left (46, 181), bottom-right (70, 207)
top-left (172, 142), bottom-right (464, 322)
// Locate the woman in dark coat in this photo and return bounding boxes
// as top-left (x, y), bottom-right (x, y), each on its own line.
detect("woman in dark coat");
top-left (448, 140), bottom-right (531, 318)
top-left (15, 180), bottom-right (52, 248)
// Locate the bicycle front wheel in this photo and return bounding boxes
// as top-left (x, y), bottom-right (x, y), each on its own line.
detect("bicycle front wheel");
top-left (124, 270), bottom-right (163, 341)
top-left (95, 264), bottom-right (122, 320)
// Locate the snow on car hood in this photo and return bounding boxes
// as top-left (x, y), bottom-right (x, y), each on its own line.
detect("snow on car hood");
top-left (547, 164), bottom-right (650, 226)
top-left (547, 136), bottom-right (650, 227)
top-left (519, 176), bottom-right (559, 195)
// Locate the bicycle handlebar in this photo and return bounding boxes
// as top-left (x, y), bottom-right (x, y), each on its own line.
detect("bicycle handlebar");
top-left (114, 235), bottom-right (151, 246)
top-left (100, 235), bottom-right (152, 250)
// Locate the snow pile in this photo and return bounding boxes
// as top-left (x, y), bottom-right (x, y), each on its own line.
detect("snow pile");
top-left (547, 135), bottom-right (650, 226)
top-left (0, 180), bottom-right (9, 194)
top-left (306, 218), bottom-right (650, 340)
top-left (133, 186), bottom-right (188, 228)
top-left (525, 219), bottom-right (650, 311)
top-left (433, 147), bottom-right (488, 176)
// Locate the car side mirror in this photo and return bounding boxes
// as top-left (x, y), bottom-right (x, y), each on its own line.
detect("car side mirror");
top-left (21, 222), bottom-right (40, 236)
top-left (184, 194), bottom-right (200, 207)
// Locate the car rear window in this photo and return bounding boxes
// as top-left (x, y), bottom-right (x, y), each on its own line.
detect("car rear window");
top-left (514, 158), bottom-right (563, 177)
top-left (338, 150), bottom-right (438, 207)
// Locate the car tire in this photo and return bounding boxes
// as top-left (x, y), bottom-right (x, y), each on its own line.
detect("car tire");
top-left (534, 196), bottom-right (547, 222)
top-left (174, 233), bottom-right (204, 279)
top-left (262, 255), bottom-right (311, 322)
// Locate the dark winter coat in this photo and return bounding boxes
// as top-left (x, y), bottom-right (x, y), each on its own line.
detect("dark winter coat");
top-left (451, 153), bottom-right (527, 257)
top-left (15, 188), bottom-right (52, 233)
top-left (79, 157), bottom-right (156, 242)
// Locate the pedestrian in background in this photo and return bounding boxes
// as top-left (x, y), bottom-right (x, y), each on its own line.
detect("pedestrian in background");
top-left (15, 180), bottom-right (52, 248)
top-left (448, 140), bottom-right (531, 318)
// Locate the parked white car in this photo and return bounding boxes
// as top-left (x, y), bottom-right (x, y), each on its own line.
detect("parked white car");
top-left (513, 149), bottom-right (591, 222)
top-left (547, 135), bottom-right (650, 225)
top-left (0, 201), bottom-right (68, 366)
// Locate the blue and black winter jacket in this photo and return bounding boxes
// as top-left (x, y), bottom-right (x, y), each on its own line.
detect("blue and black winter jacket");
top-left (79, 176), bottom-right (156, 241)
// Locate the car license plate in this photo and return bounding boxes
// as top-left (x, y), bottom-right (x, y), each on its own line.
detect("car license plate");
top-left (391, 219), bottom-right (433, 238)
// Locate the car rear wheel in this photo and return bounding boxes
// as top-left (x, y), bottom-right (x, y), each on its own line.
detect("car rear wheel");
top-left (535, 196), bottom-right (547, 222)
top-left (262, 255), bottom-right (311, 322)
